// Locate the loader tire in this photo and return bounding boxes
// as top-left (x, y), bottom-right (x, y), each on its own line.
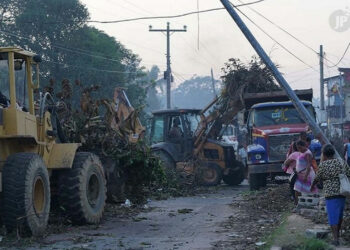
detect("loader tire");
top-left (198, 163), bottom-right (222, 186)
top-left (2, 153), bottom-right (50, 237)
top-left (59, 152), bottom-right (106, 224)
top-left (223, 160), bottom-right (245, 186)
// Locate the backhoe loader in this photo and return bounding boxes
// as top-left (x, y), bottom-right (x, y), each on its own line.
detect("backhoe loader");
top-left (0, 47), bottom-right (106, 236)
top-left (150, 87), bottom-right (246, 186)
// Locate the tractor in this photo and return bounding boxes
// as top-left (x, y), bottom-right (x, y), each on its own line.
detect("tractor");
top-left (0, 47), bottom-right (106, 236)
top-left (150, 107), bottom-right (245, 186)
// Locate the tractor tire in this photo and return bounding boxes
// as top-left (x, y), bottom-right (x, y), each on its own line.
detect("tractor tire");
top-left (58, 152), bottom-right (106, 224)
top-left (198, 163), bottom-right (222, 186)
top-left (249, 173), bottom-right (260, 191)
top-left (2, 153), bottom-right (50, 237)
top-left (153, 150), bottom-right (178, 181)
top-left (153, 150), bottom-right (175, 171)
top-left (223, 160), bottom-right (245, 186)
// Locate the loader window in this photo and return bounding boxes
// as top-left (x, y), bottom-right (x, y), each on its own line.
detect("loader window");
top-left (151, 116), bottom-right (164, 144)
top-left (14, 60), bottom-right (28, 109)
top-left (184, 113), bottom-right (200, 134)
top-left (0, 58), bottom-right (10, 107)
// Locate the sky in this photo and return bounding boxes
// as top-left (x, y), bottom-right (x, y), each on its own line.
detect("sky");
top-left (80, 0), bottom-right (350, 98)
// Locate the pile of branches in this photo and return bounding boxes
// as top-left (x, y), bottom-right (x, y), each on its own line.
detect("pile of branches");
top-left (205, 56), bottom-right (280, 135)
top-left (43, 79), bottom-right (165, 204)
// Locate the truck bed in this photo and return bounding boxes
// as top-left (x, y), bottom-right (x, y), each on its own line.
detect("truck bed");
top-left (243, 89), bottom-right (313, 110)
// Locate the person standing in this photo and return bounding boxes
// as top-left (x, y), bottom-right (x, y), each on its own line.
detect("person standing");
top-left (343, 137), bottom-right (350, 166)
top-left (287, 132), bottom-right (307, 156)
top-left (312, 144), bottom-right (350, 246)
top-left (293, 140), bottom-right (318, 204)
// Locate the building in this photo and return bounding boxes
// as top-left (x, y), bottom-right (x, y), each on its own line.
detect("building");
top-left (325, 68), bottom-right (350, 138)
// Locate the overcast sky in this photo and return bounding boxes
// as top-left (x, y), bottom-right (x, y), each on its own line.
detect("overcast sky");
top-left (80, 0), bottom-right (350, 98)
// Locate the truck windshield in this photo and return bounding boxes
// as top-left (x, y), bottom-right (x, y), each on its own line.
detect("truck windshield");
top-left (251, 105), bottom-right (315, 127)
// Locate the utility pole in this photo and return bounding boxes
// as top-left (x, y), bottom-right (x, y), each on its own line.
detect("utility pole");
top-left (210, 68), bottom-right (217, 98)
top-left (220, 0), bottom-right (335, 157)
top-left (149, 22), bottom-right (187, 109)
top-left (320, 45), bottom-right (325, 110)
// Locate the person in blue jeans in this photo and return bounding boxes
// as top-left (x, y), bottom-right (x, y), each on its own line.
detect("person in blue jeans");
top-left (312, 144), bottom-right (350, 246)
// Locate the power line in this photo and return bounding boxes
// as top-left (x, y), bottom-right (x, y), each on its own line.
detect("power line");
top-left (43, 59), bottom-right (141, 74)
top-left (230, 2), bottom-right (319, 72)
top-left (282, 65), bottom-right (319, 76)
top-left (2, 0), bottom-right (265, 24)
top-left (0, 30), bottom-right (145, 74)
top-left (0, 29), bottom-right (164, 67)
top-left (329, 42), bottom-right (350, 68)
top-left (236, 0), bottom-right (338, 66)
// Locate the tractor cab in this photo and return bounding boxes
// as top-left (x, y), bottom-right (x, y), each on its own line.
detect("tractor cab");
top-left (150, 109), bottom-right (201, 162)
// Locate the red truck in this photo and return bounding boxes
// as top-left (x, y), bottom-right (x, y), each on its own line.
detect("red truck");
top-left (244, 89), bottom-right (322, 190)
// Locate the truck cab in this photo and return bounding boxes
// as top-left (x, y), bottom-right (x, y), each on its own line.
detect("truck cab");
top-left (246, 100), bottom-right (322, 190)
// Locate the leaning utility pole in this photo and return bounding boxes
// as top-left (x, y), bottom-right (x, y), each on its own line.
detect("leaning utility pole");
top-left (220, 0), bottom-right (336, 156)
top-left (149, 22), bottom-right (187, 109)
top-left (210, 68), bottom-right (217, 98)
top-left (320, 45), bottom-right (325, 110)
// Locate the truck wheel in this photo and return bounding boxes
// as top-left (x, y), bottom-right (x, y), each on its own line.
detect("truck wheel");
top-left (259, 174), bottom-right (267, 187)
top-left (59, 152), bottom-right (106, 224)
top-left (223, 160), bottom-right (245, 186)
top-left (198, 163), bottom-right (222, 186)
top-left (249, 173), bottom-right (261, 190)
top-left (2, 153), bottom-right (50, 236)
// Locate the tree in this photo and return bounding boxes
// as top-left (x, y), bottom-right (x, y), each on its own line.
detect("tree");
top-left (0, 0), bottom-right (148, 109)
top-left (145, 66), bottom-right (162, 112)
top-left (171, 76), bottom-right (221, 109)
top-left (221, 56), bottom-right (281, 93)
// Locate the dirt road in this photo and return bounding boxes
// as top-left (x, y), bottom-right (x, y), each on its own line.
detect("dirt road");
top-left (22, 182), bottom-right (249, 250)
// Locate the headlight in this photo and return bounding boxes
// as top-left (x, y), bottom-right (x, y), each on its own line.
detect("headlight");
top-left (255, 154), bottom-right (262, 160)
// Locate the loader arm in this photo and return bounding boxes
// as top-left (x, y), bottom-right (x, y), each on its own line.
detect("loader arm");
top-left (193, 84), bottom-right (246, 156)
top-left (112, 88), bottom-right (145, 143)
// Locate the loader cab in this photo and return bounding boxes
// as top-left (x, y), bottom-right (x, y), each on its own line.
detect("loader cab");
top-left (150, 109), bottom-right (201, 162)
top-left (0, 47), bottom-right (41, 115)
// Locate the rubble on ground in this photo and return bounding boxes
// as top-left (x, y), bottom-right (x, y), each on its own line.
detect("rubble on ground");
top-left (213, 184), bottom-right (293, 249)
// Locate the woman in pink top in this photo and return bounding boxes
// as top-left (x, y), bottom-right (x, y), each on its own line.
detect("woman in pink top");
top-left (294, 140), bottom-right (318, 203)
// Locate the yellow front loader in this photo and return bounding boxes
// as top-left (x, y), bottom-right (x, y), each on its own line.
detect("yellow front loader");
top-left (0, 47), bottom-right (106, 236)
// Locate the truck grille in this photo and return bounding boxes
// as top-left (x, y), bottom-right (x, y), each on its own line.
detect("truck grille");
top-left (268, 133), bottom-right (299, 162)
